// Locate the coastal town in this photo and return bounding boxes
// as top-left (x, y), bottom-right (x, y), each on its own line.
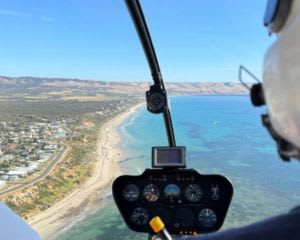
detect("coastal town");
top-left (0, 97), bottom-right (132, 196)
top-left (0, 117), bottom-right (68, 190)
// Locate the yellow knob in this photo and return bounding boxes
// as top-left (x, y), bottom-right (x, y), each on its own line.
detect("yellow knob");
top-left (149, 216), bottom-right (165, 233)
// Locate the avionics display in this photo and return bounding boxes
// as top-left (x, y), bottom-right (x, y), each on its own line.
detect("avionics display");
top-left (152, 146), bottom-right (186, 168)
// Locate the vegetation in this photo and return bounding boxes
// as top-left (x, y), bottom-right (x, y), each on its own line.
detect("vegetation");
top-left (0, 98), bottom-right (135, 220)
top-left (4, 127), bottom-right (95, 219)
top-left (0, 76), bottom-right (140, 219)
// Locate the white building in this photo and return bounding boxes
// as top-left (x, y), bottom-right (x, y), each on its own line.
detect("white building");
top-left (0, 175), bottom-right (9, 181)
top-left (7, 170), bottom-right (27, 178)
top-left (0, 180), bottom-right (6, 189)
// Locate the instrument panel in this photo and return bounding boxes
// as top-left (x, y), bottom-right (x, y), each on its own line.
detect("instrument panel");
top-left (113, 169), bottom-right (233, 234)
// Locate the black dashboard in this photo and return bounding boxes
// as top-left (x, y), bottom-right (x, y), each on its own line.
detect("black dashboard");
top-left (112, 169), bottom-right (233, 234)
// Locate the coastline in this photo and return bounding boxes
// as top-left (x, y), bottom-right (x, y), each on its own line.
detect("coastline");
top-left (29, 102), bottom-right (144, 240)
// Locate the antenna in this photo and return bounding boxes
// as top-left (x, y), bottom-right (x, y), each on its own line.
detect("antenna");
top-left (125, 0), bottom-right (176, 147)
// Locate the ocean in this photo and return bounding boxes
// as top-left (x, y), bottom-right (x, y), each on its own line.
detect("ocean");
top-left (56, 95), bottom-right (300, 240)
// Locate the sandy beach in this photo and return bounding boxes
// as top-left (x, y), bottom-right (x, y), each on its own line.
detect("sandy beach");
top-left (29, 103), bottom-right (144, 240)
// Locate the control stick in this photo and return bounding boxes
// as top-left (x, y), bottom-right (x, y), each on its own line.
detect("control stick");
top-left (149, 216), bottom-right (173, 240)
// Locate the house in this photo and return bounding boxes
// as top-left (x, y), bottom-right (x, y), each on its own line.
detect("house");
top-left (8, 176), bottom-right (19, 181)
top-left (2, 155), bottom-right (14, 161)
top-left (26, 164), bottom-right (39, 175)
top-left (0, 180), bottom-right (6, 189)
top-left (44, 144), bottom-right (57, 153)
top-left (7, 169), bottom-right (27, 178)
top-left (0, 175), bottom-right (8, 181)
top-left (38, 154), bottom-right (51, 163)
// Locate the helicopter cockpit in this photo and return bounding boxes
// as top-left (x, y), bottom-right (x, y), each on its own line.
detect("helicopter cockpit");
top-left (113, 164), bottom-right (233, 235)
top-left (112, 0), bottom-right (233, 238)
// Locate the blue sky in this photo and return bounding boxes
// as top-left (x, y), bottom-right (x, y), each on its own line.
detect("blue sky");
top-left (0, 0), bottom-right (272, 82)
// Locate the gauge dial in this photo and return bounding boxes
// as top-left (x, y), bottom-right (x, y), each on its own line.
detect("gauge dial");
top-left (164, 184), bottom-right (181, 199)
top-left (184, 184), bottom-right (203, 202)
top-left (143, 184), bottom-right (160, 202)
top-left (123, 184), bottom-right (140, 202)
top-left (130, 207), bottom-right (149, 225)
top-left (174, 208), bottom-right (195, 227)
top-left (198, 208), bottom-right (217, 228)
top-left (148, 92), bottom-right (166, 112)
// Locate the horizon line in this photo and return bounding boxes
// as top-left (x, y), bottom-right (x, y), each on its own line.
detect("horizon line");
top-left (0, 75), bottom-right (243, 84)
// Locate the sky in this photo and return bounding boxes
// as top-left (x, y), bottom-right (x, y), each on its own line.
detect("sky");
top-left (0, 0), bottom-right (272, 82)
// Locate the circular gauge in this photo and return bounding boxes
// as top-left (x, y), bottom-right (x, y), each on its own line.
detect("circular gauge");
top-left (174, 208), bottom-right (195, 228)
top-left (122, 184), bottom-right (140, 202)
top-left (130, 207), bottom-right (149, 225)
top-left (143, 184), bottom-right (160, 202)
top-left (184, 184), bottom-right (203, 202)
top-left (164, 184), bottom-right (181, 199)
top-left (198, 208), bottom-right (217, 228)
top-left (148, 92), bottom-right (166, 112)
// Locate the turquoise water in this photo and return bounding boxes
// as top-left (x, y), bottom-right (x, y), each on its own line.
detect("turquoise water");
top-left (57, 96), bottom-right (300, 240)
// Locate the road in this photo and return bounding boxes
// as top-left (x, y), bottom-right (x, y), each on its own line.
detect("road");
top-left (0, 143), bottom-right (68, 197)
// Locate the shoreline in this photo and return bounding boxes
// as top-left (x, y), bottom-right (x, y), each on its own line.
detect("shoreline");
top-left (29, 102), bottom-right (144, 240)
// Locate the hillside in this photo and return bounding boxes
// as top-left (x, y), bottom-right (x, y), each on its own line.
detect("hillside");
top-left (0, 76), bottom-right (248, 100)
